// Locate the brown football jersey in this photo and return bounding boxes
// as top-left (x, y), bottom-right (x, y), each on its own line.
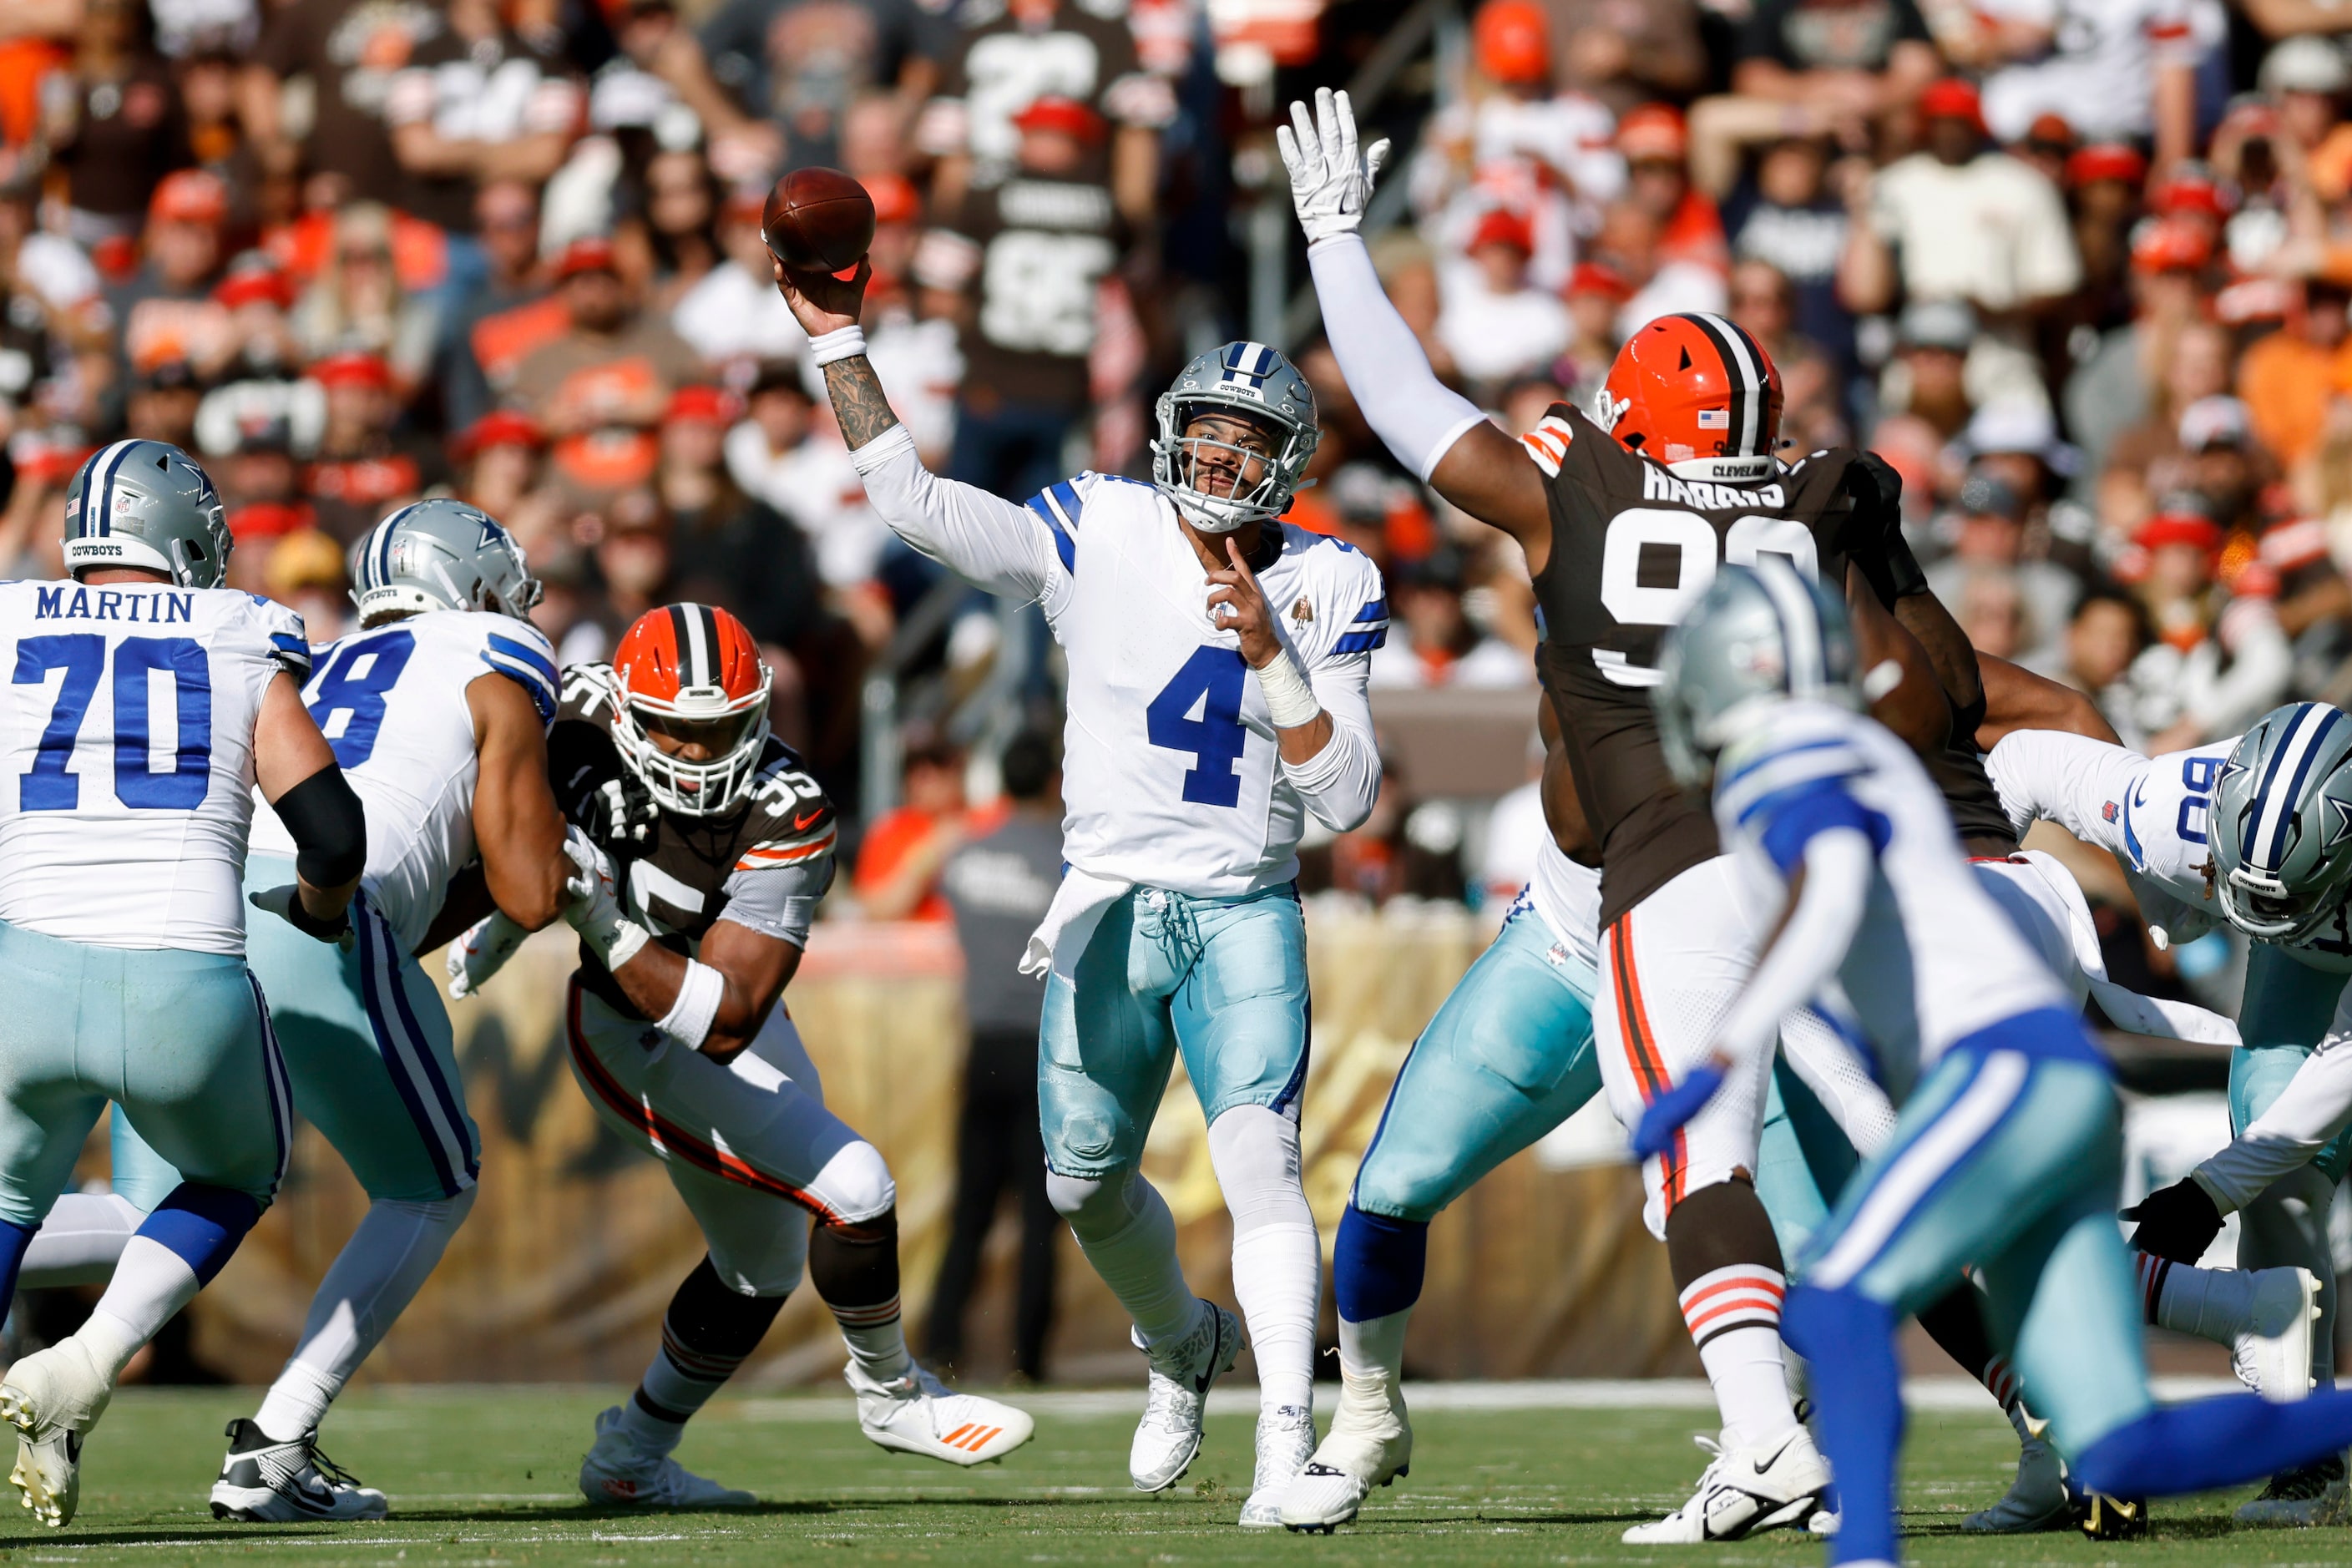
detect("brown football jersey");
top-left (1520, 403), bottom-right (1875, 926)
top-left (549, 664), bottom-right (837, 1019)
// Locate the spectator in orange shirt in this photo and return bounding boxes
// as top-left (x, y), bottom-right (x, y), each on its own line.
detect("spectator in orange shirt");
top-left (855, 736), bottom-right (986, 923)
top-left (2239, 279), bottom-right (2352, 473)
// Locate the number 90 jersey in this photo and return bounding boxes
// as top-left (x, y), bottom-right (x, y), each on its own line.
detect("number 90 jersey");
top-left (549, 664), bottom-right (838, 1021)
top-left (0, 579), bottom-right (310, 955)
top-left (248, 609), bottom-right (561, 954)
top-left (1522, 402), bottom-right (1874, 925)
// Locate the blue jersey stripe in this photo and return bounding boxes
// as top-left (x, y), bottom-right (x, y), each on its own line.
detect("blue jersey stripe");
top-left (481, 650), bottom-right (559, 724)
top-left (1333, 628), bottom-right (1387, 655)
top-left (1024, 497), bottom-right (1077, 574)
top-left (484, 632), bottom-right (558, 687)
top-left (1353, 598), bottom-right (1388, 625)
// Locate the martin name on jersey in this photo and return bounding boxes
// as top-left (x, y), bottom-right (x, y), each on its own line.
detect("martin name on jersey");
top-left (1518, 403), bottom-right (1884, 926)
top-left (0, 579), bottom-right (310, 954)
top-left (549, 664), bottom-right (837, 1016)
top-left (248, 609), bottom-right (560, 955)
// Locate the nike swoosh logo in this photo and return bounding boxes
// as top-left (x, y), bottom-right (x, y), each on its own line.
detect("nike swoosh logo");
top-left (793, 809), bottom-right (823, 831)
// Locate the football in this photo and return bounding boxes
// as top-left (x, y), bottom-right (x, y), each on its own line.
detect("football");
top-left (761, 167), bottom-right (878, 274)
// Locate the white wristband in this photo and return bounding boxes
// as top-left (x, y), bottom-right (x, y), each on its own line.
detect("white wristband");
top-left (1255, 647), bottom-right (1323, 730)
top-left (809, 325), bottom-right (868, 367)
top-left (658, 958), bottom-right (726, 1050)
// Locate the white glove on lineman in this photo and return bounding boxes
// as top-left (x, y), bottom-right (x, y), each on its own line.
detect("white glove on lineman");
top-left (562, 827), bottom-right (650, 972)
top-left (447, 911), bottom-right (529, 999)
top-left (1275, 86), bottom-right (1390, 247)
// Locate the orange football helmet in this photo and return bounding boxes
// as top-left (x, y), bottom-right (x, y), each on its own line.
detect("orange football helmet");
top-left (1594, 312), bottom-right (1783, 485)
top-left (610, 604), bottom-right (771, 816)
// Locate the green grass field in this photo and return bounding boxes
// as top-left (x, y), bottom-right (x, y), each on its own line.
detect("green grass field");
top-left (6, 1386), bottom-right (2352, 1565)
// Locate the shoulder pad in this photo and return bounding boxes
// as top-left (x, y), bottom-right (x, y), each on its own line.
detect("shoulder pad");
top-left (558, 662), bottom-right (620, 727)
top-left (259, 600), bottom-right (314, 680)
top-left (479, 626), bottom-right (561, 726)
top-left (736, 746), bottom-right (840, 871)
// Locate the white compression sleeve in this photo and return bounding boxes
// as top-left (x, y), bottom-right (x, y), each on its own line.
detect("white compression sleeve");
top-left (1279, 659), bottom-right (1381, 831)
top-left (1305, 235), bottom-right (1488, 482)
top-left (850, 423), bottom-right (1060, 601)
top-left (1714, 829), bottom-right (1874, 1065)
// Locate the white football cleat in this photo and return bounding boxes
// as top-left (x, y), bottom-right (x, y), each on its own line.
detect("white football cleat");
top-left (1621, 1426), bottom-right (1830, 1544)
top-left (2231, 1267), bottom-right (2321, 1403)
top-left (1237, 1404), bottom-right (1315, 1528)
top-left (1281, 1368), bottom-right (1413, 1533)
top-left (848, 1362), bottom-right (1034, 1464)
top-left (1960, 1434), bottom-right (2069, 1533)
top-left (578, 1406), bottom-right (756, 1509)
top-left (1130, 1300), bottom-right (1242, 1492)
top-left (0, 1336), bottom-right (116, 1528)
top-left (209, 1419), bottom-right (389, 1520)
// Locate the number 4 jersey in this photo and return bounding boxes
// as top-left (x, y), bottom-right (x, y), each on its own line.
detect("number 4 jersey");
top-left (1522, 402), bottom-right (1878, 925)
top-left (248, 609), bottom-right (562, 954)
top-left (0, 579), bottom-right (310, 954)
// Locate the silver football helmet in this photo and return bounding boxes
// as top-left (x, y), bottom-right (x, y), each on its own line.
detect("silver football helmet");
top-left (1653, 559), bottom-right (1858, 790)
top-left (350, 499), bottom-right (543, 627)
top-left (63, 439), bottom-right (233, 589)
top-left (2208, 702), bottom-right (2352, 941)
top-left (1150, 341), bottom-right (1320, 533)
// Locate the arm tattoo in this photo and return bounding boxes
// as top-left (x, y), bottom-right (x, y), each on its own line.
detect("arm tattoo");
top-left (823, 355), bottom-right (901, 450)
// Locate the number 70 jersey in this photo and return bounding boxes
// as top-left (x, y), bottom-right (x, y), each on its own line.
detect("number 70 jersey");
top-left (0, 579), bottom-right (311, 955)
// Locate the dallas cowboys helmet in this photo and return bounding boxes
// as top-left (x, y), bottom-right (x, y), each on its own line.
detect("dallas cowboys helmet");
top-left (63, 439), bottom-right (233, 589)
top-left (1653, 559), bottom-right (1858, 789)
top-left (350, 499), bottom-right (544, 627)
top-left (2208, 702), bottom-right (2352, 941)
top-left (1150, 341), bottom-right (1320, 533)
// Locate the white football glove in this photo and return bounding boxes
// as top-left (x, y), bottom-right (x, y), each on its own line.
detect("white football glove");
top-left (1276, 86), bottom-right (1390, 247)
top-left (447, 910), bottom-right (529, 999)
top-left (561, 825), bottom-right (650, 971)
top-left (249, 884), bottom-right (354, 949)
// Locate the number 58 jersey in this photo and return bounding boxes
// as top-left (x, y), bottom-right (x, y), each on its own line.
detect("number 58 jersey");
top-left (248, 609), bottom-right (561, 954)
top-left (1521, 402), bottom-right (1874, 926)
top-left (0, 579), bottom-right (311, 955)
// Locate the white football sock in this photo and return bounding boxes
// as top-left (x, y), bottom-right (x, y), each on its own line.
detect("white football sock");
top-left (1679, 1266), bottom-right (1798, 1450)
top-left (2238, 1169), bottom-right (2338, 1385)
top-left (615, 1393), bottom-right (687, 1458)
top-left (1338, 1309), bottom-right (1410, 1385)
top-left (78, 1236), bottom-right (200, 1379)
top-left (1209, 1105), bottom-right (1319, 1416)
top-left (1053, 1169), bottom-right (1200, 1350)
top-left (17, 1193), bottom-right (144, 1290)
top-left (832, 1297), bottom-right (913, 1383)
top-left (254, 1191), bottom-right (474, 1442)
top-left (2137, 1253), bottom-right (2265, 1343)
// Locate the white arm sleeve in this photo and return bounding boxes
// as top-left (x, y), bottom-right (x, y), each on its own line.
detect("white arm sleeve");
top-left (1715, 829), bottom-right (1875, 1065)
top-left (2196, 981), bottom-right (2352, 1212)
top-left (1305, 235), bottom-right (1490, 483)
top-left (849, 424), bottom-right (1060, 603)
top-left (1280, 653), bottom-right (1381, 831)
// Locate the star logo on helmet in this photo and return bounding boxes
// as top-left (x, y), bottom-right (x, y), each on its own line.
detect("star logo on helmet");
top-left (2326, 794), bottom-right (2352, 852)
top-left (2219, 757), bottom-right (2248, 788)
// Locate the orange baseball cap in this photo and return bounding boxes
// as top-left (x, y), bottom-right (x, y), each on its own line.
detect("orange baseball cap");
top-left (149, 169), bottom-right (229, 225)
top-left (1473, 0), bottom-right (1550, 86)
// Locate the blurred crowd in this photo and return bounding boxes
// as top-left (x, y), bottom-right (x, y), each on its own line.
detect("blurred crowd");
top-left (10, 0), bottom-right (2352, 921)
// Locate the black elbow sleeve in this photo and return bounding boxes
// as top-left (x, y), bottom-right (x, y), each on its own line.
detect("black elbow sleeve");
top-left (276, 766), bottom-right (367, 888)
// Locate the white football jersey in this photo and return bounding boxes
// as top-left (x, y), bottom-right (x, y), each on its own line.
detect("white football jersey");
top-left (1526, 836), bottom-right (1601, 974)
top-left (1716, 701), bottom-right (2071, 1085)
top-left (1029, 476), bottom-right (1387, 895)
top-left (249, 609), bottom-right (559, 953)
top-left (1984, 726), bottom-right (2352, 972)
top-left (0, 579), bottom-right (309, 954)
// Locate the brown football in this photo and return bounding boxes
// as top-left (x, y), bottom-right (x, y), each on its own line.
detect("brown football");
top-left (761, 167), bottom-right (877, 274)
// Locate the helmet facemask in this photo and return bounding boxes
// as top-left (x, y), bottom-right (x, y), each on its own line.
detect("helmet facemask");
top-left (1151, 400), bottom-right (1316, 534)
top-left (610, 675), bottom-right (771, 817)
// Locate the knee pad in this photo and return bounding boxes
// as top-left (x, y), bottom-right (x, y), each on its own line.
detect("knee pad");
top-left (667, 1255), bottom-right (788, 1359)
top-left (812, 1139), bottom-right (896, 1226)
top-left (1206, 1104), bottom-right (1311, 1236)
top-left (810, 1207), bottom-right (898, 1309)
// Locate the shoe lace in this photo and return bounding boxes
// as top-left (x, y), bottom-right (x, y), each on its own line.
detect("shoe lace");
top-left (1142, 1366), bottom-right (1199, 1432)
top-left (304, 1438), bottom-right (365, 1492)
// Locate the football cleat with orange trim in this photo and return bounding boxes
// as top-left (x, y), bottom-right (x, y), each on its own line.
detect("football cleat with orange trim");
top-left (847, 1362), bottom-right (1034, 1466)
top-left (1591, 312), bottom-right (1783, 486)
top-left (609, 604), bottom-right (772, 817)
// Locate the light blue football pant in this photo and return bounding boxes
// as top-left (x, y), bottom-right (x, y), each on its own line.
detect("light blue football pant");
top-left (1039, 883), bottom-right (1311, 1176)
top-left (2228, 942), bottom-right (2350, 1388)
top-left (110, 854), bottom-right (482, 1208)
top-left (1350, 902), bottom-right (1599, 1222)
top-left (1799, 1039), bottom-right (2152, 1455)
top-left (0, 920), bottom-right (290, 1227)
